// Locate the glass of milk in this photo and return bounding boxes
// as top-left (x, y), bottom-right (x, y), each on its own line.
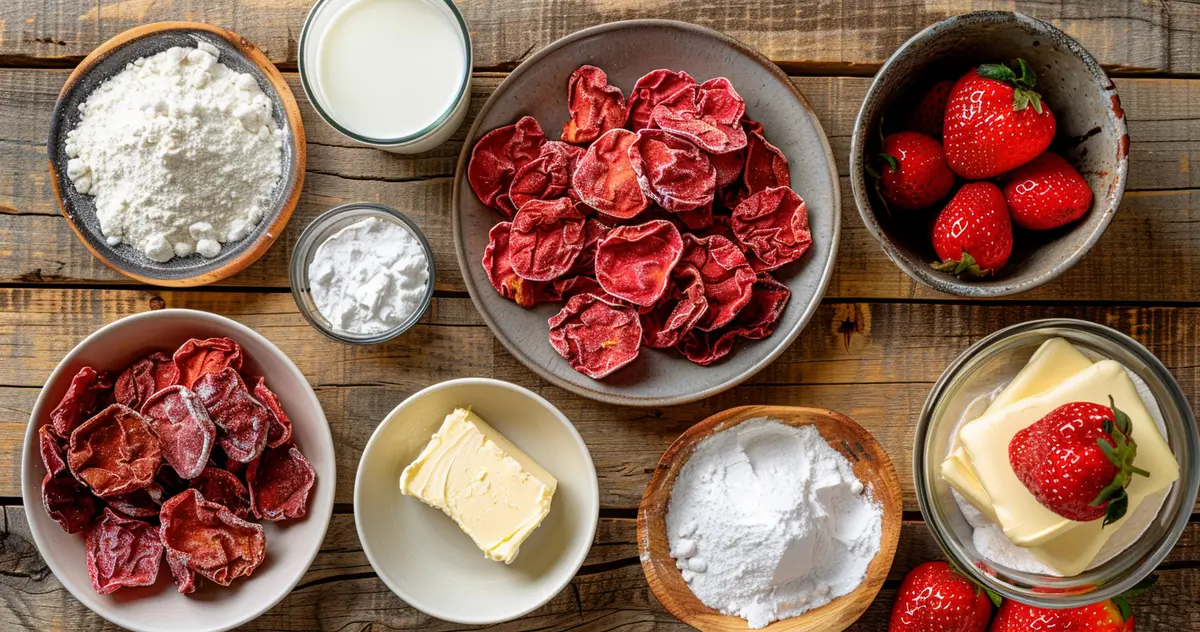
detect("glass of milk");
top-left (299, 0), bottom-right (472, 153)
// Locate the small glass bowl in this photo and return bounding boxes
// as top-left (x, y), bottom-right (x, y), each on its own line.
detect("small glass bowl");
top-left (915, 319), bottom-right (1198, 608)
top-left (289, 203), bottom-right (436, 344)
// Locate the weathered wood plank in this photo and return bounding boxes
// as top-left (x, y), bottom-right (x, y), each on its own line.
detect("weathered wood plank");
top-left (2, 288), bottom-right (1199, 511)
top-left (0, 1), bottom-right (1191, 75)
top-left (0, 70), bottom-right (1197, 300)
top-left (0, 507), bottom-right (1196, 631)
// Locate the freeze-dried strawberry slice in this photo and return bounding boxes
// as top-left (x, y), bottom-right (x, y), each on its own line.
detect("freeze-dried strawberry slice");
top-left (509, 197), bottom-right (588, 282)
top-left (731, 186), bottom-right (812, 271)
top-left (468, 116), bottom-right (547, 214)
top-left (115, 351), bottom-right (176, 410)
top-left (572, 129), bottom-right (650, 220)
top-left (679, 273), bottom-right (791, 365)
top-left (86, 508), bottom-right (163, 594)
top-left (744, 131), bottom-right (791, 195)
top-left (483, 222), bottom-right (560, 307)
top-left (67, 404), bottom-right (162, 498)
top-left (248, 444), bottom-right (316, 521)
top-left (248, 377), bottom-right (293, 449)
top-left (160, 489), bottom-right (266, 593)
top-left (710, 147), bottom-right (746, 189)
top-left (189, 467), bottom-right (252, 520)
top-left (193, 369), bottom-right (270, 464)
top-left (173, 337), bottom-right (244, 389)
top-left (628, 130), bottom-right (716, 212)
top-left (39, 425), bottom-right (67, 477)
top-left (594, 220), bottom-right (685, 306)
top-left (106, 483), bottom-right (165, 519)
top-left (50, 367), bottom-right (114, 437)
top-left (141, 385), bottom-right (217, 480)
top-left (548, 293), bottom-right (643, 379)
top-left (561, 65), bottom-right (627, 144)
top-left (626, 69), bottom-right (696, 132)
top-left (674, 201), bottom-right (714, 231)
top-left (42, 472), bottom-right (96, 533)
top-left (652, 77), bottom-right (748, 154)
top-left (504, 141), bottom-right (584, 216)
top-left (641, 265), bottom-right (708, 349)
top-left (554, 275), bottom-right (604, 300)
top-left (677, 234), bottom-right (756, 331)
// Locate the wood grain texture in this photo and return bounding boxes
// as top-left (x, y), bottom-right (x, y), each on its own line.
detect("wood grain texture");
top-left (0, 1), bottom-right (1194, 75)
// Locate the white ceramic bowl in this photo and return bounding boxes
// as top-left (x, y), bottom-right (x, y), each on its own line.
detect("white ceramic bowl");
top-left (354, 378), bottom-right (599, 624)
top-left (21, 309), bottom-right (336, 632)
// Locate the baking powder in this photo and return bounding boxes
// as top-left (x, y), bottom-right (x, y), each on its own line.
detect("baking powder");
top-left (65, 41), bottom-right (284, 262)
top-left (666, 420), bottom-right (883, 629)
top-left (308, 217), bottom-right (430, 335)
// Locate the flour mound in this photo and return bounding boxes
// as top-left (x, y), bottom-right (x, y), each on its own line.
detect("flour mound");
top-left (666, 420), bottom-right (883, 629)
top-left (65, 41), bottom-right (284, 263)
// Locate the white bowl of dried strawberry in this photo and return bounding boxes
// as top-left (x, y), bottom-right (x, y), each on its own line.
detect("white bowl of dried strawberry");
top-left (850, 11), bottom-right (1127, 297)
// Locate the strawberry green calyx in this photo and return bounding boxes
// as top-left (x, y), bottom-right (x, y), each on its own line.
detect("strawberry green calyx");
top-left (976, 58), bottom-right (1045, 115)
top-left (931, 251), bottom-right (992, 279)
top-left (1089, 396), bottom-right (1152, 527)
top-left (879, 153), bottom-right (899, 172)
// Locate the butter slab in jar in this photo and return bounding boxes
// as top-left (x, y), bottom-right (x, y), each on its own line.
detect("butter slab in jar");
top-left (400, 408), bottom-right (557, 564)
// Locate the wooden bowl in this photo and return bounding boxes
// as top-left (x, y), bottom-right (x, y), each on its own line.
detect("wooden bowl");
top-left (638, 406), bottom-right (902, 632)
top-left (46, 22), bottom-right (306, 287)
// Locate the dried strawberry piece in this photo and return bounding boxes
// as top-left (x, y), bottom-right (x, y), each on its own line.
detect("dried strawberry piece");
top-left (86, 507), bottom-right (163, 594)
top-left (548, 293), bottom-right (643, 379)
top-left (248, 377), bottom-right (293, 449)
top-left (509, 197), bottom-right (588, 282)
top-left (742, 117), bottom-right (764, 136)
top-left (50, 367), bottom-right (114, 437)
top-left (173, 338), bottom-right (244, 389)
top-left (554, 275), bottom-right (603, 300)
top-left (193, 369), bottom-right (270, 464)
top-left (628, 130), bottom-right (716, 212)
top-left (674, 201), bottom-right (714, 231)
top-left (561, 65), bottom-right (627, 144)
top-left (569, 218), bottom-right (609, 275)
top-left (140, 386), bottom-right (217, 480)
top-left (626, 69), bottom-right (697, 132)
top-left (106, 482), bottom-right (165, 519)
top-left (710, 147), bottom-right (746, 190)
top-left (744, 131), bottom-right (791, 195)
top-left (247, 444), bottom-right (316, 521)
top-left (572, 129), bottom-right (650, 220)
top-left (39, 425), bottom-right (68, 477)
top-left (504, 141), bottom-right (585, 215)
top-left (652, 77), bottom-right (748, 154)
top-left (468, 116), bottom-right (547, 213)
top-left (67, 404), bottom-right (162, 498)
top-left (732, 186), bottom-right (812, 271)
top-left (482, 222), bottom-right (560, 307)
top-left (641, 265), bottom-right (708, 349)
top-left (594, 220), bottom-right (684, 306)
top-left (679, 273), bottom-right (791, 365)
top-left (160, 489), bottom-right (266, 593)
top-left (115, 352), bottom-right (176, 410)
top-left (189, 467), bottom-right (252, 520)
top-left (678, 234), bottom-right (756, 331)
top-left (42, 472), bottom-right (96, 533)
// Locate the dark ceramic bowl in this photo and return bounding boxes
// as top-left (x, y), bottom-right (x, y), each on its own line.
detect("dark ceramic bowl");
top-left (850, 11), bottom-right (1127, 297)
top-left (47, 22), bottom-right (306, 287)
top-left (453, 19), bottom-right (840, 407)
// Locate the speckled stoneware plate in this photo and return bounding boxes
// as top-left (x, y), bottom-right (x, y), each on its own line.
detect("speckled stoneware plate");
top-left (452, 20), bottom-right (840, 408)
top-left (47, 22), bottom-right (305, 287)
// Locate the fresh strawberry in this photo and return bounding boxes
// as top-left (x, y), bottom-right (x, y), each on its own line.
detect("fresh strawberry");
top-left (990, 599), bottom-right (1133, 631)
top-left (931, 182), bottom-right (1012, 277)
top-left (905, 79), bottom-right (954, 138)
top-left (1003, 151), bottom-right (1093, 230)
top-left (943, 59), bottom-right (1057, 180)
top-left (888, 561), bottom-right (993, 632)
top-left (1009, 398), bottom-right (1150, 524)
top-left (872, 132), bottom-right (956, 211)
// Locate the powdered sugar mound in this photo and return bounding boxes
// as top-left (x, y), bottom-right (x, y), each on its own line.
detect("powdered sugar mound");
top-left (666, 419), bottom-right (883, 629)
top-left (65, 40), bottom-right (284, 263)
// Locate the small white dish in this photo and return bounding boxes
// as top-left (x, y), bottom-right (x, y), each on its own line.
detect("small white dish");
top-left (354, 378), bottom-right (599, 624)
top-left (21, 309), bottom-right (336, 632)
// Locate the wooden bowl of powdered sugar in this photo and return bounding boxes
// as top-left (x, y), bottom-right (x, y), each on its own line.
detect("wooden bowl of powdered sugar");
top-left (638, 406), bottom-right (902, 632)
top-left (47, 22), bottom-right (305, 286)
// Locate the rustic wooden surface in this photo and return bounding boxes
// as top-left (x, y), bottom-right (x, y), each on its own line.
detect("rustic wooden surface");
top-left (0, 1), bottom-right (1198, 630)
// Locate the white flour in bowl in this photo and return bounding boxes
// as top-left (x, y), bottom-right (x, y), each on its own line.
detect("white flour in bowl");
top-left (666, 419), bottom-right (883, 629)
top-left (65, 41), bottom-right (284, 262)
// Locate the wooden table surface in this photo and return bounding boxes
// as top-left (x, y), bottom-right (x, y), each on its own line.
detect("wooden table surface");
top-left (1, 1), bottom-right (1198, 630)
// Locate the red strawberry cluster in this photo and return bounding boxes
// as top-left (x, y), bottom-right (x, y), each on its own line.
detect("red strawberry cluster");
top-left (872, 59), bottom-right (1093, 278)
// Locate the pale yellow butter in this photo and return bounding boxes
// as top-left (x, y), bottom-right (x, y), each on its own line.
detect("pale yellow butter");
top-left (399, 408), bottom-right (557, 564)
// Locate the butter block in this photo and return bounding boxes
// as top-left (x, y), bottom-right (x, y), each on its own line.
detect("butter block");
top-left (958, 360), bottom-right (1179, 575)
top-left (400, 408), bottom-right (557, 564)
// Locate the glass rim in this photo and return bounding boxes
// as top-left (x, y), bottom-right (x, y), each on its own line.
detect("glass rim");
top-left (914, 318), bottom-right (1199, 608)
top-left (289, 202), bottom-right (437, 345)
top-left (297, 0), bottom-right (473, 146)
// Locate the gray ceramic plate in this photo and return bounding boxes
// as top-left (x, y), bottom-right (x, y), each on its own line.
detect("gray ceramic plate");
top-left (452, 20), bottom-right (840, 407)
top-left (47, 22), bottom-right (306, 287)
